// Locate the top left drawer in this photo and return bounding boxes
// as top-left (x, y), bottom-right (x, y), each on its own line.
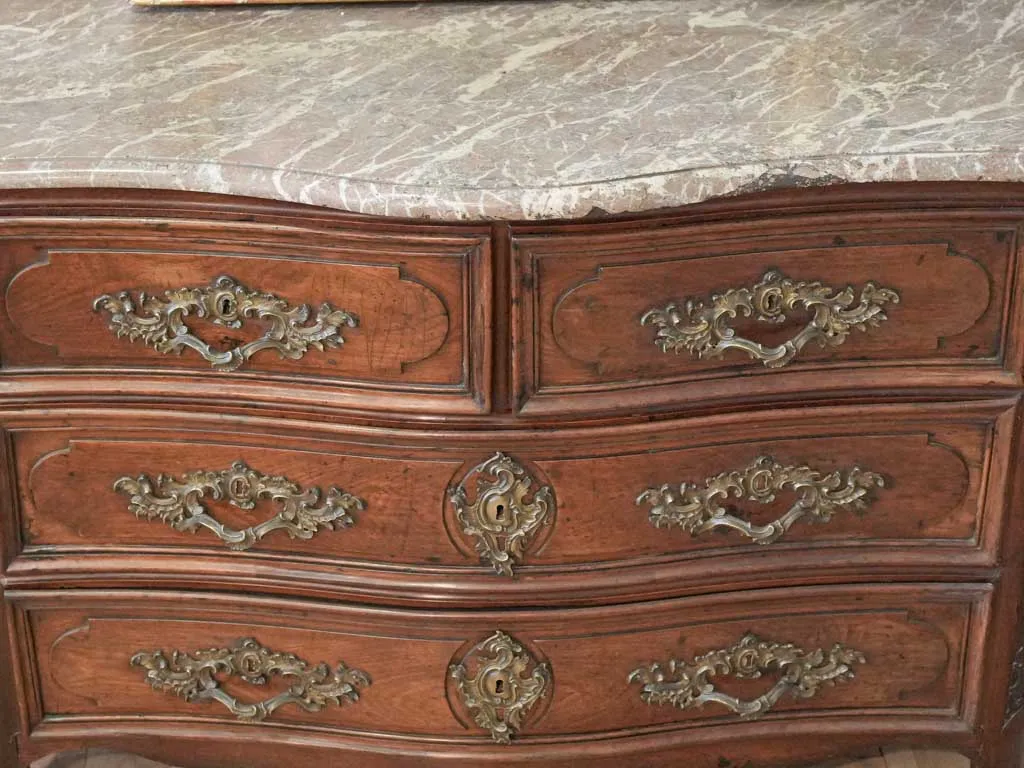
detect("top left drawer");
top-left (0, 217), bottom-right (492, 414)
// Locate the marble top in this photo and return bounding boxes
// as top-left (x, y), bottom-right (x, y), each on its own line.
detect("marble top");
top-left (2, 0), bottom-right (1023, 220)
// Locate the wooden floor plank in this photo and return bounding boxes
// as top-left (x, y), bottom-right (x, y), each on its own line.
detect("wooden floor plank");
top-left (882, 748), bottom-right (921, 768)
top-left (881, 748), bottom-right (970, 768)
top-left (836, 755), bottom-right (888, 767)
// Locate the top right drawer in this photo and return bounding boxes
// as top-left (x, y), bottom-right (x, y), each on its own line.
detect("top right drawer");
top-left (513, 210), bottom-right (1022, 418)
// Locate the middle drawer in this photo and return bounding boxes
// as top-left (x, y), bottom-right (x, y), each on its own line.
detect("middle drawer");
top-left (8, 399), bottom-right (1013, 605)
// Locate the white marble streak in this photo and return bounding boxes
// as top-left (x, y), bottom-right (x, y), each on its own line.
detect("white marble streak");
top-left (1, 0), bottom-right (1023, 219)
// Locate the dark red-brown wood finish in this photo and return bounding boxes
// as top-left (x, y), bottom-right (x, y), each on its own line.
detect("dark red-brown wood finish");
top-left (1, 183), bottom-right (1023, 768)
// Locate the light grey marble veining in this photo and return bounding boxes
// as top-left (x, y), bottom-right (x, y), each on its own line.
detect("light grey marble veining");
top-left (1, 0), bottom-right (1023, 219)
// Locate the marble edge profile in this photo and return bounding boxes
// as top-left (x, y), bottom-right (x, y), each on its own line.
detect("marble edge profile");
top-left (0, 150), bottom-right (1022, 220)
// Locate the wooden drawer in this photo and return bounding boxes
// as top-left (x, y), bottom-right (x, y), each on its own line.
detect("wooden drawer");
top-left (513, 211), bottom-right (1021, 416)
top-left (0, 217), bottom-right (491, 414)
top-left (6, 399), bottom-right (1012, 605)
top-left (9, 584), bottom-right (989, 767)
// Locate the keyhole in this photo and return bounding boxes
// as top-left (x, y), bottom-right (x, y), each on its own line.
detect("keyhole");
top-left (495, 504), bottom-right (505, 521)
top-left (220, 297), bottom-right (232, 314)
top-left (494, 679), bottom-right (504, 694)
top-left (229, 477), bottom-right (251, 499)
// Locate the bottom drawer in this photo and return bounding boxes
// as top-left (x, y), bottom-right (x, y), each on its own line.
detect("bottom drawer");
top-left (10, 584), bottom-right (989, 767)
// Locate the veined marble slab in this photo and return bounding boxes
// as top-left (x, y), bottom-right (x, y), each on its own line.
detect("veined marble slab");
top-left (1, 0), bottom-right (1023, 220)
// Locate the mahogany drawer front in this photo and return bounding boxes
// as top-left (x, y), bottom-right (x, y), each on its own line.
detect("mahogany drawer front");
top-left (0, 218), bottom-right (492, 414)
top-left (512, 212), bottom-right (1021, 417)
top-left (7, 400), bottom-right (1012, 605)
top-left (13, 584), bottom-right (989, 754)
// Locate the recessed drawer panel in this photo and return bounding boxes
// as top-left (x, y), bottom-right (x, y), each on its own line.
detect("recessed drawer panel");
top-left (7, 400), bottom-right (1011, 606)
top-left (16, 584), bottom-right (987, 754)
top-left (513, 213), bottom-right (1020, 416)
top-left (0, 218), bottom-right (491, 413)
top-left (21, 435), bottom-right (467, 565)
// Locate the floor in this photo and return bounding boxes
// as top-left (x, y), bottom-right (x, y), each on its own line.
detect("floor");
top-left (29, 748), bottom-right (972, 767)
top-left (842, 751), bottom-right (970, 767)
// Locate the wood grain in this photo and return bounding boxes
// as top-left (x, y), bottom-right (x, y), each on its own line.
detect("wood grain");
top-left (0, 216), bottom-right (493, 416)
top-left (28, 747), bottom-right (973, 768)
top-left (0, 184), bottom-right (1022, 768)
top-left (1, 399), bottom-right (1013, 607)
top-left (513, 213), bottom-right (1019, 418)
top-left (11, 584), bottom-right (989, 766)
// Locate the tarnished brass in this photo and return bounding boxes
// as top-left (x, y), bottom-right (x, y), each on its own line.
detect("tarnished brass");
top-left (637, 455), bottom-right (884, 544)
top-left (449, 453), bottom-right (554, 577)
top-left (641, 270), bottom-right (899, 368)
top-left (93, 275), bottom-right (357, 371)
top-left (449, 631), bottom-right (551, 744)
top-left (629, 632), bottom-right (865, 719)
top-left (131, 637), bottom-right (370, 721)
top-left (113, 460), bottom-right (364, 550)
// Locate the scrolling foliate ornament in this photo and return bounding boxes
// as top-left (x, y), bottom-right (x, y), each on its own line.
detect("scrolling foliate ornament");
top-left (449, 631), bottom-right (551, 744)
top-left (637, 455), bottom-right (884, 545)
top-left (131, 637), bottom-right (370, 722)
top-left (640, 270), bottom-right (899, 368)
top-left (629, 632), bottom-right (865, 719)
top-left (93, 274), bottom-right (357, 371)
top-left (448, 453), bottom-right (554, 577)
top-left (113, 460), bottom-right (364, 550)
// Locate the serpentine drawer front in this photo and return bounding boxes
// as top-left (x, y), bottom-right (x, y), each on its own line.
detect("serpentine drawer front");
top-left (512, 212), bottom-right (1019, 416)
top-left (3, 187), bottom-right (1024, 768)
top-left (0, 217), bottom-right (493, 414)
top-left (8, 398), bottom-right (1011, 605)
top-left (15, 583), bottom-right (987, 757)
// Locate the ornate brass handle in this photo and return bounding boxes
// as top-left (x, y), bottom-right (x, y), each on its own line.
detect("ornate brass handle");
top-left (640, 270), bottom-right (899, 368)
top-left (113, 461), bottom-right (364, 550)
top-left (93, 275), bottom-right (357, 371)
top-left (449, 631), bottom-right (551, 744)
top-left (629, 633), bottom-right (865, 719)
top-left (637, 456), bottom-right (884, 544)
top-left (131, 637), bottom-right (370, 722)
top-left (449, 453), bottom-right (554, 577)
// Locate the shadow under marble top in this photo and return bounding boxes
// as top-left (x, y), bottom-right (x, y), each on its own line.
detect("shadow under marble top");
top-left (1, 0), bottom-right (1023, 220)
